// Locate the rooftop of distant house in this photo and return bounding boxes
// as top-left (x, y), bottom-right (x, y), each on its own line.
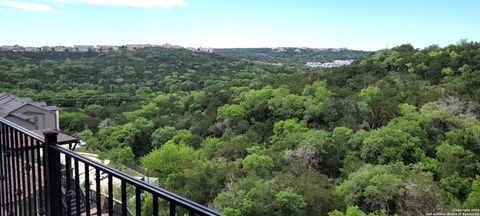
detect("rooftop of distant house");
top-left (0, 92), bottom-right (58, 118)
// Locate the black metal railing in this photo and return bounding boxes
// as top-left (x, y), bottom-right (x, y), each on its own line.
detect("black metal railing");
top-left (0, 117), bottom-right (223, 216)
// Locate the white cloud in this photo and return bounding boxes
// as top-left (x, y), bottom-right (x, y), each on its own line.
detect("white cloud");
top-left (0, 1), bottom-right (53, 12)
top-left (38, 0), bottom-right (72, 3)
top-left (1, 0), bottom-right (186, 11)
top-left (78, 0), bottom-right (186, 8)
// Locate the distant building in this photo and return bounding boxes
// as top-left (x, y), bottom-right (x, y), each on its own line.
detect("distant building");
top-left (306, 59), bottom-right (354, 68)
top-left (74, 45), bottom-right (94, 52)
top-left (126, 44), bottom-right (151, 52)
top-left (14, 45), bottom-right (25, 52)
top-left (24, 47), bottom-right (38, 52)
top-left (0, 45), bottom-right (24, 52)
top-left (40, 46), bottom-right (52, 51)
top-left (96, 45), bottom-right (119, 52)
top-left (313, 48), bottom-right (328, 52)
top-left (65, 47), bottom-right (76, 52)
top-left (0, 45), bottom-right (15, 51)
top-left (186, 47), bottom-right (197, 52)
top-left (197, 47), bottom-right (215, 53)
top-left (0, 92), bottom-right (59, 131)
top-left (162, 43), bottom-right (174, 49)
top-left (186, 47), bottom-right (215, 53)
top-left (53, 46), bottom-right (66, 52)
top-left (126, 45), bottom-right (138, 52)
top-left (331, 47), bottom-right (348, 52)
top-left (305, 62), bottom-right (323, 67)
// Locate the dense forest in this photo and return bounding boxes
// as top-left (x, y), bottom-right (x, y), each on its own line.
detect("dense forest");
top-left (216, 48), bottom-right (372, 64)
top-left (1, 41), bottom-right (480, 215)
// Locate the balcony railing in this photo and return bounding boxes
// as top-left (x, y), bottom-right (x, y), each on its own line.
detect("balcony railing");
top-left (0, 117), bottom-right (223, 216)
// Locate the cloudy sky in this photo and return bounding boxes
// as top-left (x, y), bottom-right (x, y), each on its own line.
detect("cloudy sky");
top-left (0, 0), bottom-right (479, 50)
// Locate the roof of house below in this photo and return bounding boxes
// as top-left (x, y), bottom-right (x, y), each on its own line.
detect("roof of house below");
top-left (0, 92), bottom-right (58, 117)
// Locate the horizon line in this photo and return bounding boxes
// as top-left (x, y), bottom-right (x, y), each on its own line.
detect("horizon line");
top-left (0, 44), bottom-right (376, 51)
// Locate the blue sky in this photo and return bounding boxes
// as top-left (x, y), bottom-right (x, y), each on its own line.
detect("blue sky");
top-left (0, 0), bottom-right (479, 50)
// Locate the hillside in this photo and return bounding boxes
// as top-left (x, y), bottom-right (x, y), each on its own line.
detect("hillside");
top-left (0, 48), bottom-right (304, 107)
top-left (216, 48), bottom-right (373, 64)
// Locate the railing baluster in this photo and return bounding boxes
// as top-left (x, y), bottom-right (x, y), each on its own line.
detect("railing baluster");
top-left (6, 125), bottom-right (12, 216)
top-left (108, 174), bottom-right (113, 216)
top-left (24, 134), bottom-right (33, 216)
top-left (11, 129), bottom-right (19, 216)
top-left (30, 137), bottom-right (37, 216)
top-left (9, 126), bottom-right (16, 216)
top-left (121, 180), bottom-right (127, 216)
top-left (7, 127), bottom-right (15, 216)
top-left (1, 123), bottom-right (6, 216)
top-left (135, 187), bottom-right (141, 216)
top-left (13, 130), bottom-right (19, 216)
top-left (44, 131), bottom-right (62, 216)
top-left (170, 201), bottom-right (176, 216)
top-left (153, 195), bottom-right (159, 216)
top-left (20, 133), bottom-right (27, 215)
top-left (6, 126), bottom-right (10, 216)
top-left (96, 168), bottom-right (101, 216)
top-left (66, 154), bottom-right (72, 215)
top-left (15, 130), bottom-right (24, 216)
top-left (2, 123), bottom-right (7, 216)
top-left (36, 138), bottom-right (44, 215)
top-left (14, 129), bottom-right (23, 216)
top-left (0, 123), bottom-right (5, 216)
top-left (135, 186), bottom-right (142, 216)
top-left (75, 159), bottom-right (81, 216)
top-left (85, 163), bottom-right (91, 216)
top-left (4, 125), bottom-right (8, 216)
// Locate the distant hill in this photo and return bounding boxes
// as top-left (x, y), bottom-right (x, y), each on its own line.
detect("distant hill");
top-left (0, 46), bottom-right (371, 107)
top-left (0, 47), bottom-right (306, 106)
top-left (215, 47), bottom-right (373, 64)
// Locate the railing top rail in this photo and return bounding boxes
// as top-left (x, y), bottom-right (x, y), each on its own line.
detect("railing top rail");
top-left (0, 117), bottom-right (45, 142)
top-left (50, 145), bottom-right (223, 216)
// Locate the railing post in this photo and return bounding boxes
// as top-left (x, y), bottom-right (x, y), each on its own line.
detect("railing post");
top-left (43, 131), bottom-right (62, 216)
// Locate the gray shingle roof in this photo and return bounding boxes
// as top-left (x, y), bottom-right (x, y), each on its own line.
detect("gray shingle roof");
top-left (0, 92), bottom-right (58, 117)
top-left (10, 112), bottom-right (33, 120)
top-left (32, 101), bottom-right (47, 106)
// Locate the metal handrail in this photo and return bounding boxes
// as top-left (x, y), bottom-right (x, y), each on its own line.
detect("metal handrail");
top-left (50, 145), bottom-right (222, 215)
top-left (0, 116), bottom-right (223, 216)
